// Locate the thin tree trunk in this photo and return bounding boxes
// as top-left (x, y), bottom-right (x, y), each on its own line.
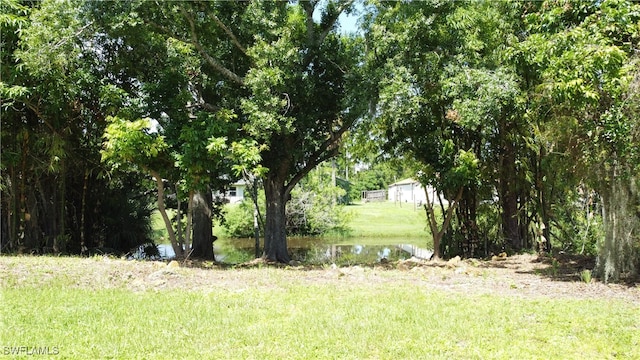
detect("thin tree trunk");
top-left (424, 186), bottom-right (463, 260)
top-left (247, 177), bottom-right (262, 259)
top-left (253, 204), bottom-right (261, 258)
top-left (19, 134), bottom-right (27, 249)
top-left (54, 167), bottom-right (66, 253)
top-left (80, 169), bottom-right (88, 254)
top-left (184, 190), bottom-right (194, 258)
top-left (150, 170), bottom-right (181, 257)
top-left (499, 144), bottom-right (522, 251)
top-left (176, 186), bottom-right (183, 250)
top-left (539, 185), bottom-right (551, 253)
top-left (7, 165), bottom-right (18, 252)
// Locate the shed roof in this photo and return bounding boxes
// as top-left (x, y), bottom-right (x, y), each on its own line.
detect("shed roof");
top-left (389, 178), bottom-right (419, 187)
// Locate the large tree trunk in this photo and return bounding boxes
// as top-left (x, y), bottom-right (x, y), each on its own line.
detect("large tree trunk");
top-left (263, 175), bottom-right (291, 263)
top-left (501, 190), bottom-right (521, 250)
top-left (595, 165), bottom-right (638, 283)
top-left (191, 189), bottom-right (215, 260)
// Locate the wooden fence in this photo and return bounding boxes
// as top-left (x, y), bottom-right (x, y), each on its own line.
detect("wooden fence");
top-left (361, 190), bottom-right (387, 202)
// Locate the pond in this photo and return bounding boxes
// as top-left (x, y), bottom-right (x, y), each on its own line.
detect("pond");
top-left (146, 237), bottom-right (433, 264)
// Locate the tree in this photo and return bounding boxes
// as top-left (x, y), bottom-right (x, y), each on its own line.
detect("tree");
top-left (365, 0), bottom-right (615, 260)
top-left (97, 1), bottom-right (366, 263)
top-left (101, 117), bottom-right (180, 254)
top-left (222, 164), bottom-right (350, 239)
top-left (1, 0), bottom-right (155, 255)
top-left (237, 2), bottom-right (366, 262)
top-left (366, 1), bottom-right (537, 258)
top-left (90, 1), bottom-right (247, 260)
top-left (521, 0), bottom-right (640, 281)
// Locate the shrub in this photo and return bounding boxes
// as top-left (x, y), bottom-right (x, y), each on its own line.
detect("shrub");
top-left (221, 168), bottom-right (351, 238)
top-left (222, 200), bottom-right (257, 238)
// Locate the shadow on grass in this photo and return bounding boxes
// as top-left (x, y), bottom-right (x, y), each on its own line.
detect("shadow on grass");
top-left (477, 252), bottom-right (639, 286)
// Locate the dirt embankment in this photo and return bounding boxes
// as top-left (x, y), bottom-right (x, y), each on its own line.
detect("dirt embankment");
top-left (1, 254), bottom-right (639, 304)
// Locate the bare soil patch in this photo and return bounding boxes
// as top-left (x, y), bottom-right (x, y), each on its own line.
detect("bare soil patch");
top-left (2, 254), bottom-right (639, 304)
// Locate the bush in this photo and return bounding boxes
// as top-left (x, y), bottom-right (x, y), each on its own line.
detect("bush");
top-left (286, 187), bottom-right (352, 236)
top-left (550, 194), bottom-right (602, 256)
top-left (222, 167), bottom-right (351, 238)
top-left (222, 201), bottom-right (257, 238)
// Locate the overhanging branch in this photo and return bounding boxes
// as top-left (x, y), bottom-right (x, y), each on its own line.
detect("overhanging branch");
top-left (181, 9), bottom-right (245, 86)
top-left (302, 1), bottom-right (316, 51)
top-left (317, 0), bottom-right (354, 46)
top-left (302, 0), bottom-right (354, 67)
top-left (207, 12), bottom-right (247, 56)
top-left (284, 118), bottom-right (352, 195)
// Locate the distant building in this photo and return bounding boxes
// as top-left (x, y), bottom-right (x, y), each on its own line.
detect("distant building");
top-left (388, 178), bottom-right (447, 206)
top-left (222, 176), bottom-right (352, 204)
top-left (223, 179), bottom-right (248, 203)
top-left (361, 189), bottom-right (387, 202)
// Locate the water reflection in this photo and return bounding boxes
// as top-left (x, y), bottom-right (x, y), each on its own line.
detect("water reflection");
top-left (147, 240), bottom-right (433, 264)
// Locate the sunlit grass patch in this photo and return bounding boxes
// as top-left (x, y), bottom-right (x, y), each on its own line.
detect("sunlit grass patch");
top-left (2, 266), bottom-right (638, 359)
top-left (347, 201), bottom-right (431, 239)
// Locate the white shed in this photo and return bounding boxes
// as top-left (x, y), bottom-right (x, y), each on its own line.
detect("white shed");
top-left (224, 180), bottom-right (248, 203)
top-left (388, 178), bottom-right (447, 206)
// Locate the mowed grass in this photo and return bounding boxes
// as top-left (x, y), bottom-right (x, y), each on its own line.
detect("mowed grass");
top-left (2, 258), bottom-right (639, 359)
top-left (151, 201), bottom-right (431, 244)
top-left (154, 201), bottom-right (432, 244)
top-left (346, 201), bottom-right (430, 239)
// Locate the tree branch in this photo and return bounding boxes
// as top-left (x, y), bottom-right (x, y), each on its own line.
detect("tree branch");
top-left (181, 9), bottom-right (245, 86)
top-left (53, 21), bottom-right (94, 49)
top-left (148, 21), bottom-right (189, 43)
top-left (207, 12), bottom-right (247, 56)
top-left (285, 118), bottom-right (351, 195)
top-left (317, 0), bottom-right (354, 46)
top-left (186, 101), bottom-right (218, 113)
top-left (302, 1), bottom-right (316, 51)
top-left (302, 0), bottom-right (354, 67)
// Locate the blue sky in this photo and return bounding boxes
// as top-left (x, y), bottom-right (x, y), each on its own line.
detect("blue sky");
top-left (311, 0), bottom-right (364, 35)
top-left (338, 11), bottom-right (361, 35)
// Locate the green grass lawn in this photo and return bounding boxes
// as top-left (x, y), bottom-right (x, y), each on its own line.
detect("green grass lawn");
top-left (4, 284), bottom-right (638, 359)
top-left (1, 257), bottom-right (638, 359)
top-left (153, 201), bottom-right (431, 244)
top-left (346, 200), bottom-right (430, 239)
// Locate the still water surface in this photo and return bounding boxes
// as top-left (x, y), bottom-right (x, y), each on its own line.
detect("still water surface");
top-left (151, 238), bottom-right (433, 264)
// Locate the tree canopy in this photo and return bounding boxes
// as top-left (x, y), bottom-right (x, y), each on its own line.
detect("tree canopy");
top-left (2, 0), bottom-right (639, 280)
top-left (363, 0), bottom-right (640, 279)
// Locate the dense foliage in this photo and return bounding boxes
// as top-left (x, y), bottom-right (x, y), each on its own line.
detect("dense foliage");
top-left (364, 0), bottom-right (640, 280)
top-left (1, 0), bottom-right (155, 255)
top-left (1, 0), bottom-right (638, 280)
